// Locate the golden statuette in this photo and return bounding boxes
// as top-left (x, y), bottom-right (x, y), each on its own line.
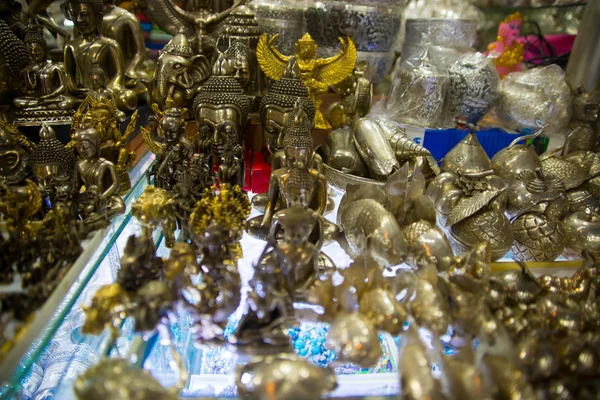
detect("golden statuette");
top-left (257, 33), bottom-right (357, 129)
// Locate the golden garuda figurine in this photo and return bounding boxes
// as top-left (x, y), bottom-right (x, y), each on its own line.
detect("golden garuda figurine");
top-left (257, 33), bottom-right (357, 130)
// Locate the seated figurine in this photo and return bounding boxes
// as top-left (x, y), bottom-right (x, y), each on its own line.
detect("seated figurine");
top-left (101, 0), bottom-right (152, 84)
top-left (62, 0), bottom-right (137, 112)
top-left (74, 127), bottom-right (125, 217)
top-left (143, 107), bottom-right (195, 191)
top-left (14, 22), bottom-right (78, 121)
top-left (247, 105), bottom-right (335, 241)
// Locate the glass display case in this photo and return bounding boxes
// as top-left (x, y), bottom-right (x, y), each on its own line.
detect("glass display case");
top-left (0, 149), bottom-right (582, 400)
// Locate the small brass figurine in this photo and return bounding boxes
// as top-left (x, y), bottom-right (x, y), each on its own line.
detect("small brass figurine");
top-left (564, 88), bottom-right (600, 154)
top-left (14, 21), bottom-right (78, 125)
top-left (257, 33), bottom-right (357, 129)
top-left (101, 0), bottom-right (153, 83)
top-left (30, 123), bottom-right (77, 187)
top-left (216, 123), bottom-right (245, 188)
top-left (73, 127), bottom-right (125, 217)
top-left (235, 354), bottom-right (337, 400)
top-left (247, 105), bottom-right (330, 241)
top-left (492, 131), bottom-right (568, 261)
top-left (0, 121), bottom-right (33, 185)
top-left (258, 59), bottom-right (316, 164)
top-left (148, 32), bottom-right (211, 111)
top-left (71, 95), bottom-right (138, 194)
top-left (62, 0), bottom-right (138, 112)
top-left (193, 73), bottom-right (250, 158)
top-left (143, 107), bottom-right (194, 191)
top-left (132, 185), bottom-right (177, 248)
top-left (146, 0), bottom-right (245, 54)
top-left (427, 128), bottom-right (513, 260)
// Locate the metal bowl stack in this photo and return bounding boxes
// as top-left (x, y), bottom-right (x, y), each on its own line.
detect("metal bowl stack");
top-left (399, 18), bottom-right (477, 71)
top-left (305, 0), bottom-right (406, 83)
top-left (249, 0), bottom-right (306, 55)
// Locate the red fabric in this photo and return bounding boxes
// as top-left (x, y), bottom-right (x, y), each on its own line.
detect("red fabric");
top-left (250, 151), bottom-right (271, 194)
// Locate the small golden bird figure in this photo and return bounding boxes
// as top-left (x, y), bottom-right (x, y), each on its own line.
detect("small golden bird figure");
top-left (257, 32), bottom-right (357, 130)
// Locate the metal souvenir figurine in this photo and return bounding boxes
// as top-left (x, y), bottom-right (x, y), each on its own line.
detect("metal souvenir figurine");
top-left (62, 0), bottom-right (138, 112)
top-left (147, 0), bottom-right (245, 55)
top-left (74, 359), bottom-right (177, 400)
top-left (235, 353), bottom-right (337, 400)
top-left (188, 221), bottom-right (242, 344)
top-left (564, 88), bottom-right (600, 154)
top-left (216, 123), bottom-right (245, 188)
top-left (540, 143), bottom-right (600, 216)
top-left (132, 185), bottom-right (177, 248)
top-left (117, 234), bottom-right (164, 292)
top-left (101, 0), bottom-right (153, 83)
top-left (495, 65), bottom-right (572, 134)
top-left (73, 127), bottom-right (125, 218)
top-left (148, 32), bottom-right (211, 111)
top-left (427, 129), bottom-right (513, 260)
top-left (13, 21), bottom-right (78, 125)
top-left (336, 182), bottom-right (408, 267)
top-left (0, 16), bottom-right (30, 105)
top-left (386, 50), bottom-right (448, 128)
top-left (189, 184), bottom-right (250, 248)
top-left (0, 121), bottom-right (33, 185)
top-left (218, 5), bottom-right (262, 104)
top-left (258, 55), bottom-right (316, 164)
top-left (193, 71), bottom-right (250, 158)
top-left (87, 60), bottom-right (123, 113)
top-left (29, 123), bottom-right (77, 187)
top-left (325, 63), bottom-right (373, 130)
top-left (443, 52), bottom-right (500, 127)
top-left (71, 95), bottom-right (138, 194)
top-left (492, 131), bottom-right (568, 261)
top-left (563, 211), bottom-right (600, 259)
top-left (487, 12), bottom-right (524, 79)
top-left (143, 107), bottom-right (194, 191)
top-left (257, 32), bottom-right (357, 129)
top-left (246, 105), bottom-right (330, 241)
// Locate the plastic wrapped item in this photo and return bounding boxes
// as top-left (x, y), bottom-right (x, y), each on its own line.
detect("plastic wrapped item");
top-left (399, 18), bottom-right (478, 70)
top-left (305, 0), bottom-right (404, 54)
top-left (387, 51), bottom-right (449, 127)
top-left (443, 52), bottom-right (501, 126)
top-left (494, 65), bottom-right (572, 134)
top-left (397, 0), bottom-right (484, 52)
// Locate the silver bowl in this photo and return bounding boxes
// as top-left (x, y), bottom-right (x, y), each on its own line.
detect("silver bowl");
top-left (305, 1), bottom-right (404, 53)
top-left (324, 163), bottom-right (385, 192)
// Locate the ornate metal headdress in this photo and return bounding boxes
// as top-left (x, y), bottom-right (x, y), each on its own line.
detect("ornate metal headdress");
top-left (24, 21), bottom-right (47, 53)
top-left (282, 99), bottom-right (313, 150)
top-left (259, 58), bottom-right (316, 125)
top-left (163, 32), bottom-right (194, 58)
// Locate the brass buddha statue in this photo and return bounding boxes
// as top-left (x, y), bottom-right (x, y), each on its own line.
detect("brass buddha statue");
top-left (63, 0), bottom-right (137, 112)
top-left (101, 0), bottom-right (152, 84)
top-left (218, 5), bottom-right (262, 103)
top-left (14, 22), bottom-right (78, 124)
top-left (247, 105), bottom-right (331, 241)
top-left (0, 121), bottom-right (32, 185)
top-left (193, 71), bottom-right (250, 158)
top-left (73, 127), bottom-right (125, 217)
top-left (258, 59), bottom-right (315, 164)
top-left (30, 123), bottom-right (77, 187)
top-left (71, 95), bottom-right (138, 194)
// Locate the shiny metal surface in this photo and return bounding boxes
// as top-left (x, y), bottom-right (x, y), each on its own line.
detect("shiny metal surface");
top-left (63, 0), bottom-right (138, 112)
top-left (235, 353), bottom-right (337, 400)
